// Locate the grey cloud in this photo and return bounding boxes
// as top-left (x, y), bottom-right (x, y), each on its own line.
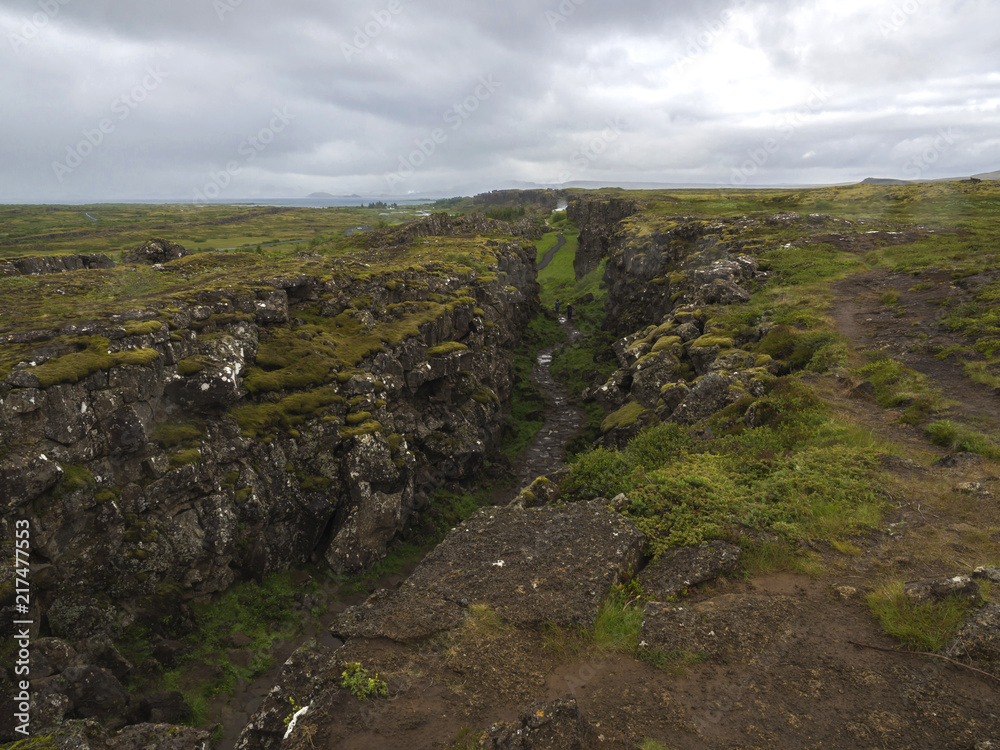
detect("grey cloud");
top-left (1, 0), bottom-right (998, 201)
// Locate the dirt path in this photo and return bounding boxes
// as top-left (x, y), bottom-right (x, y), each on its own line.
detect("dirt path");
top-left (832, 268), bottom-right (1000, 433)
top-left (536, 233), bottom-right (565, 272)
top-left (505, 316), bottom-right (587, 499)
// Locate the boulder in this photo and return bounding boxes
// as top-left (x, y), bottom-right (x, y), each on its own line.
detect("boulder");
top-left (122, 238), bottom-right (187, 265)
top-left (60, 664), bottom-right (131, 728)
top-left (138, 691), bottom-right (191, 724)
top-left (483, 695), bottom-right (637, 749)
top-left (973, 566), bottom-right (1000, 584)
top-left (944, 602), bottom-right (1000, 666)
top-left (333, 501), bottom-right (645, 642)
top-left (637, 541), bottom-right (741, 600)
top-left (235, 641), bottom-right (344, 750)
top-left (903, 576), bottom-right (981, 604)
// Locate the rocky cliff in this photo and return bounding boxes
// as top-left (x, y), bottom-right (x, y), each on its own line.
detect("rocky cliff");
top-left (566, 196), bottom-right (642, 280)
top-left (0, 215), bottom-right (537, 650)
top-left (574, 207), bottom-right (777, 445)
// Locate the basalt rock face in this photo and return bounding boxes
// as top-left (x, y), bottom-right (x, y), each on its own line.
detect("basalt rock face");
top-left (602, 216), bottom-right (763, 337)
top-left (0, 253), bottom-right (115, 276)
top-left (566, 197), bottom-right (643, 280)
top-left (577, 209), bottom-right (773, 444)
top-left (0, 224), bottom-right (537, 650)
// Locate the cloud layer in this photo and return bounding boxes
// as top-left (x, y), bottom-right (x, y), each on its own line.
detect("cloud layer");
top-left (3, 0), bottom-right (999, 201)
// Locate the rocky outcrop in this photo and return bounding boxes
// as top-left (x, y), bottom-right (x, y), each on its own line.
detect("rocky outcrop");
top-left (641, 593), bottom-right (799, 664)
top-left (0, 253), bottom-right (114, 276)
top-left (473, 189), bottom-right (562, 211)
top-left (578, 214), bottom-right (775, 443)
top-left (332, 500), bottom-right (645, 642)
top-left (637, 541), bottom-right (741, 600)
top-left (0, 220), bottom-right (538, 662)
top-left (483, 695), bottom-right (637, 749)
top-left (566, 197), bottom-right (642, 279)
top-left (236, 500), bottom-right (645, 750)
top-left (602, 216), bottom-right (762, 337)
top-left (122, 238), bottom-right (188, 265)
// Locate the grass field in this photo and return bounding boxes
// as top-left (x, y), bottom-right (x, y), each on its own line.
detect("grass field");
top-left (0, 203), bottom-right (434, 259)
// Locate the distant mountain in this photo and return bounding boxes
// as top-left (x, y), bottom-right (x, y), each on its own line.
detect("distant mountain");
top-left (972, 170), bottom-right (1000, 180)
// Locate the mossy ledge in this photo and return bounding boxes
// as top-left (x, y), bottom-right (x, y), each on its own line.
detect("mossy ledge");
top-left (0, 214), bottom-right (538, 649)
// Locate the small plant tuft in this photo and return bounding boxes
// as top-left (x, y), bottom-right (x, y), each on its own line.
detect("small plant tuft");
top-left (340, 661), bottom-right (388, 701)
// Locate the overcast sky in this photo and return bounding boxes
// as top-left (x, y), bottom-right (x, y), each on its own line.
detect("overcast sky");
top-left (2, 0), bottom-right (999, 202)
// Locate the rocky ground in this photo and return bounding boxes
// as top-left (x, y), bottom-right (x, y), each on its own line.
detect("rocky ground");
top-left (232, 219), bottom-right (999, 749)
top-left (4, 192), bottom-right (1000, 749)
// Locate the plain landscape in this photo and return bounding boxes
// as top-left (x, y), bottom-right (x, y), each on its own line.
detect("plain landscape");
top-left (1, 181), bottom-right (1000, 749)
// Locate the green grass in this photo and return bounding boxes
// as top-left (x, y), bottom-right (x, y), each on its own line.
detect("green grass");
top-left (118, 570), bottom-right (314, 727)
top-left (0, 203), bottom-right (418, 259)
top-left (925, 420), bottom-right (1000, 460)
top-left (592, 583), bottom-right (645, 653)
top-left (867, 580), bottom-right (975, 652)
top-left (562, 379), bottom-right (887, 559)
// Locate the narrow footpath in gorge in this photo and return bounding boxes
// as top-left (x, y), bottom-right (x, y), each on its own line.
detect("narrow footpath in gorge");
top-left (505, 229), bottom-right (588, 499)
top-left (511, 315), bottom-right (587, 493)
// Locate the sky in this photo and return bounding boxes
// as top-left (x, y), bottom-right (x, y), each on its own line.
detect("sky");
top-left (2, 0), bottom-right (999, 202)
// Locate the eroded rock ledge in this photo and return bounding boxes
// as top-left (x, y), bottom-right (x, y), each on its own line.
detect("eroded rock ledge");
top-left (0, 219), bottom-right (537, 648)
top-left (236, 500), bottom-right (645, 750)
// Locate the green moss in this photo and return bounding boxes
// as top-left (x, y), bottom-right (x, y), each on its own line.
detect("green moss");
top-left (651, 336), bottom-right (682, 353)
top-left (151, 421), bottom-right (203, 449)
top-left (427, 341), bottom-right (469, 357)
top-left (298, 474), bottom-right (332, 492)
top-left (123, 319), bottom-right (164, 336)
top-left (169, 448), bottom-right (201, 468)
top-left (234, 488), bottom-right (253, 503)
top-left (176, 356), bottom-right (210, 376)
top-left (472, 386), bottom-right (498, 405)
top-left (231, 387), bottom-right (342, 438)
top-left (689, 334), bottom-right (733, 349)
top-left (387, 433), bottom-right (404, 453)
top-left (338, 420), bottom-right (384, 439)
top-left (601, 401), bottom-right (648, 432)
top-left (53, 464), bottom-right (95, 498)
top-left (346, 411), bottom-right (372, 425)
top-left (30, 336), bottom-right (160, 388)
top-left (94, 488), bottom-right (118, 504)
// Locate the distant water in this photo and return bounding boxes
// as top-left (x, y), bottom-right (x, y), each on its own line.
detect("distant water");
top-left (23, 196), bottom-right (448, 208)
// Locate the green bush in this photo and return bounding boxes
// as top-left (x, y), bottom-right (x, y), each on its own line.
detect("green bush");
top-left (341, 661), bottom-right (388, 700)
top-left (925, 420), bottom-right (1000, 459)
